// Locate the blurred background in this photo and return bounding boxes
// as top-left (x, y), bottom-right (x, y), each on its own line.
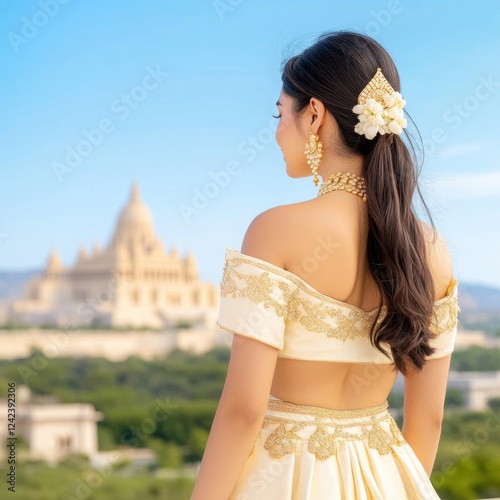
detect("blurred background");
top-left (0, 1), bottom-right (499, 498)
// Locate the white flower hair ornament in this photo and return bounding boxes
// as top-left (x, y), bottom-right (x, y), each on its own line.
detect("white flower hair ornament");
top-left (352, 68), bottom-right (407, 140)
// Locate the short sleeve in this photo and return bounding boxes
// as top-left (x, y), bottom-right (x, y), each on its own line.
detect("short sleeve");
top-left (426, 279), bottom-right (460, 359)
top-left (216, 251), bottom-right (294, 350)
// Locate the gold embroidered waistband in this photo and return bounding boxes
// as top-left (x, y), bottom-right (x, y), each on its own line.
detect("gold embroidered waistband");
top-left (254, 399), bottom-right (404, 460)
top-left (267, 397), bottom-right (389, 419)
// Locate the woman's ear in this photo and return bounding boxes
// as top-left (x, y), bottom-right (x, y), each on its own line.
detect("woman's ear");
top-left (309, 97), bottom-right (327, 129)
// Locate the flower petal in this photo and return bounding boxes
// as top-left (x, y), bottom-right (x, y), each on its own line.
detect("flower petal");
top-left (388, 121), bottom-right (403, 134)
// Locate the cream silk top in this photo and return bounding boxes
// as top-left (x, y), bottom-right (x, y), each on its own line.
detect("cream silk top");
top-left (217, 247), bottom-right (460, 364)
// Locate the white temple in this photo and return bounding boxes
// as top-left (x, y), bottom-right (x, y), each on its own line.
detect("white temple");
top-left (9, 182), bottom-right (219, 329)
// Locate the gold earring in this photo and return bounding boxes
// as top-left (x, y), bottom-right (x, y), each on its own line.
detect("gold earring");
top-left (304, 131), bottom-right (323, 186)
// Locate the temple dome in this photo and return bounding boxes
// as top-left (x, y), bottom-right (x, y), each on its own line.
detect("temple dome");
top-left (116, 182), bottom-right (154, 229)
top-left (108, 182), bottom-right (161, 255)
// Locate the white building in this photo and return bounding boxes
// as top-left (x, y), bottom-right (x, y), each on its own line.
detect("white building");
top-left (392, 370), bottom-right (500, 410)
top-left (8, 183), bottom-right (219, 329)
top-left (0, 386), bottom-right (103, 465)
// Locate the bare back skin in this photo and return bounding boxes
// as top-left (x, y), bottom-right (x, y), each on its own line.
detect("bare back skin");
top-left (266, 193), bottom-right (447, 411)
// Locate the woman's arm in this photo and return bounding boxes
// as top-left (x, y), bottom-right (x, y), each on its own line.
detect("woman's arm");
top-left (190, 335), bottom-right (279, 499)
top-left (402, 354), bottom-right (452, 476)
top-left (191, 208), bottom-right (294, 498)
top-left (402, 222), bottom-right (455, 476)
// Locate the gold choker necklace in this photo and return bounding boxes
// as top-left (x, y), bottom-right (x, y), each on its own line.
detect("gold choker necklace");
top-left (317, 172), bottom-right (367, 202)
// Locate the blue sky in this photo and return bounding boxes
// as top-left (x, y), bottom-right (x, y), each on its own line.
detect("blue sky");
top-left (1, 0), bottom-right (499, 288)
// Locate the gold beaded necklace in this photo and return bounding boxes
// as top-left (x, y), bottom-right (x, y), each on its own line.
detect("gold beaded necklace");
top-left (317, 172), bottom-right (367, 202)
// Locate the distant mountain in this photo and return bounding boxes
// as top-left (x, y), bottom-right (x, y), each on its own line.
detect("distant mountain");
top-left (0, 269), bottom-right (42, 300)
top-left (457, 284), bottom-right (500, 334)
top-left (458, 283), bottom-right (500, 313)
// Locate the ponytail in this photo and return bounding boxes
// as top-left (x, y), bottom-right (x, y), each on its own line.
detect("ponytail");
top-left (364, 133), bottom-right (437, 375)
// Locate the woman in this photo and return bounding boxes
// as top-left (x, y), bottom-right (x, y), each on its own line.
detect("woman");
top-left (191, 30), bottom-right (459, 500)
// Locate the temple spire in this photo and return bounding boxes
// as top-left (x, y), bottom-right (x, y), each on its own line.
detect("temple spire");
top-left (46, 248), bottom-right (62, 271)
top-left (130, 181), bottom-right (140, 203)
top-left (77, 245), bottom-right (87, 262)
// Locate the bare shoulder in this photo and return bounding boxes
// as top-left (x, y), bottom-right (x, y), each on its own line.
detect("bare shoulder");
top-left (240, 205), bottom-right (294, 268)
top-left (240, 201), bottom-right (350, 269)
top-left (418, 220), bottom-right (455, 300)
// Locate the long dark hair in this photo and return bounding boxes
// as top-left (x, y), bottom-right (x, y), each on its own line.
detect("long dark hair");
top-left (280, 30), bottom-right (438, 375)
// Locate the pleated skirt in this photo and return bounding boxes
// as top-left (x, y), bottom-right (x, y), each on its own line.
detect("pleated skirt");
top-left (228, 395), bottom-right (441, 500)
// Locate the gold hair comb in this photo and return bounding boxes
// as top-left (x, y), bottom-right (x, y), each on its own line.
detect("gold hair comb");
top-left (357, 68), bottom-right (396, 105)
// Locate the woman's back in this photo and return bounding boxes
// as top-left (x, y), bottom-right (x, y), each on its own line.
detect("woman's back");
top-left (192, 31), bottom-right (457, 500)
top-left (241, 194), bottom-right (455, 410)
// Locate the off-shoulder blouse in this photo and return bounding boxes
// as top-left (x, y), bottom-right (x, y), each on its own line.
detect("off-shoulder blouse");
top-left (217, 247), bottom-right (460, 364)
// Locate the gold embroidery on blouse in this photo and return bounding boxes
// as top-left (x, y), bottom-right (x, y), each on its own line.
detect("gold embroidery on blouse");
top-left (221, 255), bottom-right (460, 340)
top-left (221, 256), bottom-right (381, 341)
top-left (430, 280), bottom-right (460, 335)
top-left (221, 258), bottom-right (291, 319)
